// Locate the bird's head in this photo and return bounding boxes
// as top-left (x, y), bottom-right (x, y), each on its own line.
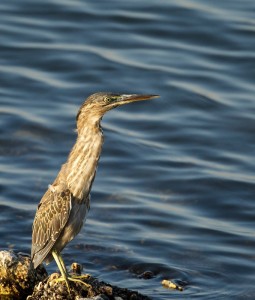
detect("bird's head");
top-left (76, 92), bottom-right (159, 131)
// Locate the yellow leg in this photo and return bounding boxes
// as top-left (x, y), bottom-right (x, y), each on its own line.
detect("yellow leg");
top-left (52, 250), bottom-right (71, 293)
top-left (58, 252), bottom-right (68, 275)
top-left (52, 250), bottom-right (91, 292)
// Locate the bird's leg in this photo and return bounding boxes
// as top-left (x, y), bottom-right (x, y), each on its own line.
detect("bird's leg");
top-left (52, 250), bottom-right (92, 292)
top-left (52, 250), bottom-right (71, 293)
top-left (58, 254), bottom-right (91, 288)
top-left (58, 252), bottom-right (69, 276)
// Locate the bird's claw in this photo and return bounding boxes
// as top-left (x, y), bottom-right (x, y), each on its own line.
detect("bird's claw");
top-left (52, 274), bottom-right (92, 292)
top-left (68, 275), bottom-right (92, 291)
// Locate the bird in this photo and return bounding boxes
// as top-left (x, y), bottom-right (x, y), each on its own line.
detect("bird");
top-left (31, 92), bottom-right (159, 291)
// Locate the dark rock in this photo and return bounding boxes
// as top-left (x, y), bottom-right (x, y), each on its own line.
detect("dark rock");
top-left (0, 250), bottom-right (47, 299)
top-left (138, 271), bottom-right (155, 280)
top-left (28, 272), bottom-right (151, 300)
top-left (0, 251), bottom-right (151, 300)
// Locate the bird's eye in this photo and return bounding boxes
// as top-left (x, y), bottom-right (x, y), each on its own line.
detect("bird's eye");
top-left (104, 96), bottom-right (112, 104)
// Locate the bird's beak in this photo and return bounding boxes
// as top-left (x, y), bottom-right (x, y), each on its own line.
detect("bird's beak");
top-left (116, 94), bottom-right (159, 105)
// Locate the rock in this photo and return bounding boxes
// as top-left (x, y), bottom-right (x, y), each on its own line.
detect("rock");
top-left (29, 272), bottom-right (151, 300)
top-left (79, 295), bottom-right (109, 300)
top-left (138, 271), bottom-right (155, 280)
top-left (0, 250), bottom-right (151, 300)
top-left (0, 250), bottom-right (47, 299)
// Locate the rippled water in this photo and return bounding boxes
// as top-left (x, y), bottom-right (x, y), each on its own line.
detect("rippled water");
top-left (1, 1), bottom-right (255, 299)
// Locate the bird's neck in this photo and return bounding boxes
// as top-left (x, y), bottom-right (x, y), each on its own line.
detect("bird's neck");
top-left (61, 121), bottom-right (103, 199)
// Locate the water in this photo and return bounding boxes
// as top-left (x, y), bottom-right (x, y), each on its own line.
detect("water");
top-left (1, 1), bottom-right (255, 299)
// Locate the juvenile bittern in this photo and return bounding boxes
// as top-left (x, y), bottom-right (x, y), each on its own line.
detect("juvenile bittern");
top-left (31, 92), bottom-right (158, 291)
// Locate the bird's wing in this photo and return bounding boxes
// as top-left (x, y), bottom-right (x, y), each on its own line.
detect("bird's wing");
top-left (31, 188), bottom-right (72, 268)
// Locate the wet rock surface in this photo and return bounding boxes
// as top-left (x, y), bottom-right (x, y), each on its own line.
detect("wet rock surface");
top-left (0, 250), bottom-right (47, 299)
top-left (0, 251), bottom-right (151, 300)
top-left (28, 272), bottom-right (151, 300)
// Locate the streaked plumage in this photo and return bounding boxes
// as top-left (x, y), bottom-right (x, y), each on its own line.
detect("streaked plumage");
top-left (31, 92), bottom-right (159, 286)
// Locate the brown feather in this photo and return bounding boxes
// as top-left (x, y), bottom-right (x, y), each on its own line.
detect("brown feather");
top-left (31, 188), bottom-right (71, 268)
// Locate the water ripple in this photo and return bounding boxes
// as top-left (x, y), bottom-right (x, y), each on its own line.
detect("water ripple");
top-left (1, 1), bottom-right (255, 299)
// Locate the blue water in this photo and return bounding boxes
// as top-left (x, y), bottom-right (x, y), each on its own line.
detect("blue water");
top-left (1, 1), bottom-right (255, 299)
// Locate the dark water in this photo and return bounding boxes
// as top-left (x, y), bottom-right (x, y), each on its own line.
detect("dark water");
top-left (1, 1), bottom-right (255, 299)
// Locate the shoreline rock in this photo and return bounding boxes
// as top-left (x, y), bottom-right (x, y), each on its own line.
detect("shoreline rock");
top-left (0, 250), bottom-right (47, 299)
top-left (0, 250), bottom-right (151, 300)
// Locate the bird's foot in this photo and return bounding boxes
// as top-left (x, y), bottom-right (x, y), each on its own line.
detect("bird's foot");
top-left (52, 274), bottom-right (92, 292)
top-left (69, 262), bottom-right (92, 291)
top-left (50, 273), bottom-right (71, 294)
top-left (71, 273), bottom-right (91, 281)
top-left (68, 274), bottom-right (92, 291)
